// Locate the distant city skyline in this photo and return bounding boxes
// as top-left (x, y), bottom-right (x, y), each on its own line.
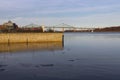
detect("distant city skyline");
top-left (0, 0), bottom-right (120, 27)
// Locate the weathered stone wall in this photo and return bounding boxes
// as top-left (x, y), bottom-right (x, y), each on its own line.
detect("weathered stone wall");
top-left (0, 33), bottom-right (63, 43)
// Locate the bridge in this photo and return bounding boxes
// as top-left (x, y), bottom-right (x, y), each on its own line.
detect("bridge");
top-left (44, 23), bottom-right (95, 32)
top-left (23, 23), bottom-right (95, 32)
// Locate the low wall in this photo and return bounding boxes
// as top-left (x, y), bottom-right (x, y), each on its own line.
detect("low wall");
top-left (0, 33), bottom-right (63, 43)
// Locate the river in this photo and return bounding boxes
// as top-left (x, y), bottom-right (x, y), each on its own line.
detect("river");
top-left (0, 32), bottom-right (120, 80)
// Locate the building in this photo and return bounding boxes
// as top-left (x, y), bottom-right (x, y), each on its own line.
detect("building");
top-left (0, 21), bottom-right (18, 32)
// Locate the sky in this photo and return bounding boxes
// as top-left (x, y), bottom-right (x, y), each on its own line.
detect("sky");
top-left (0, 0), bottom-right (120, 27)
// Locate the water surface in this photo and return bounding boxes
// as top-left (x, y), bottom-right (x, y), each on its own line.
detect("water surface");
top-left (0, 32), bottom-right (120, 80)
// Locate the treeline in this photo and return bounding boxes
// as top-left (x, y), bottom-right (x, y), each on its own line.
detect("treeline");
top-left (94, 26), bottom-right (120, 32)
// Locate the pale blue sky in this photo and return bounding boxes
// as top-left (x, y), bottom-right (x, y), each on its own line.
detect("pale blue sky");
top-left (0, 0), bottom-right (120, 27)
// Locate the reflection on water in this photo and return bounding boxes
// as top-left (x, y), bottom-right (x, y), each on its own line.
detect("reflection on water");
top-left (0, 42), bottom-right (63, 53)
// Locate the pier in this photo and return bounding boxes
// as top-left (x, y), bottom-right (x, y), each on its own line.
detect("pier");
top-left (0, 33), bottom-right (63, 43)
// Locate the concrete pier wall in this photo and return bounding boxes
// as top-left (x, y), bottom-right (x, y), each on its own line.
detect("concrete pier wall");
top-left (0, 33), bottom-right (63, 43)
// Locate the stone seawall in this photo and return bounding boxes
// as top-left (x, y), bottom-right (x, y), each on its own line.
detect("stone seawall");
top-left (0, 33), bottom-right (63, 43)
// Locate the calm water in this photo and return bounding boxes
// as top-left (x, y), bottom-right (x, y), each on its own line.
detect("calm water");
top-left (0, 32), bottom-right (120, 80)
